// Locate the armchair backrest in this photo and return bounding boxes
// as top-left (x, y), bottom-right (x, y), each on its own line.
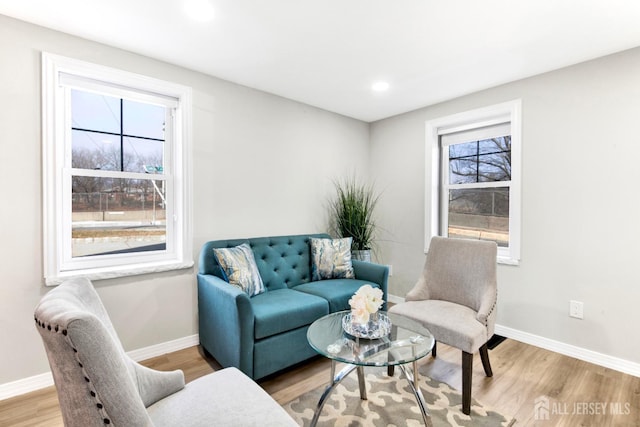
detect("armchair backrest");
top-left (198, 233), bottom-right (330, 291)
top-left (34, 278), bottom-right (157, 427)
top-left (422, 236), bottom-right (497, 312)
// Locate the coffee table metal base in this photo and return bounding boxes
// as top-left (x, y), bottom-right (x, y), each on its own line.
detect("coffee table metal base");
top-left (310, 361), bottom-right (433, 427)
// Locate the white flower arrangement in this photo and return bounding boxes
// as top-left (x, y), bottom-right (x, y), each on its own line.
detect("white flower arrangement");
top-left (348, 284), bottom-right (384, 325)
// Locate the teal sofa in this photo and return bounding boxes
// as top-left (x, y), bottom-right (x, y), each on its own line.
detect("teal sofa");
top-left (197, 233), bottom-right (389, 380)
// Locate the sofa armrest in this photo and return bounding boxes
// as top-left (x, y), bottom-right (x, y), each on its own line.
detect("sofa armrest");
top-left (197, 274), bottom-right (256, 377)
top-left (352, 260), bottom-right (390, 310)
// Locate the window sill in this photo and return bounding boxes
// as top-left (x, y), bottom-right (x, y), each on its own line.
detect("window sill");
top-left (45, 260), bottom-right (194, 286)
top-left (498, 256), bottom-right (519, 266)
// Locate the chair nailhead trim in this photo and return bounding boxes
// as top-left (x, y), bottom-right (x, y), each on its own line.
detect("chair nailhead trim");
top-left (34, 315), bottom-right (112, 426)
top-left (485, 290), bottom-right (498, 326)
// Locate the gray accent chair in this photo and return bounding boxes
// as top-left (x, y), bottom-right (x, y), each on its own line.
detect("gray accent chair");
top-left (34, 277), bottom-right (297, 427)
top-left (389, 236), bottom-right (497, 415)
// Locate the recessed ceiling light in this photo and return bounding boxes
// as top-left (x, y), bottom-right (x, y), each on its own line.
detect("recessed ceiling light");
top-left (184, 0), bottom-right (215, 22)
top-left (372, 81), bottom-right (390, 92)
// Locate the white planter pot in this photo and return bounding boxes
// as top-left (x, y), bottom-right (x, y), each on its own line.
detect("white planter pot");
top-left (351, 249), bottom-right (371, 262)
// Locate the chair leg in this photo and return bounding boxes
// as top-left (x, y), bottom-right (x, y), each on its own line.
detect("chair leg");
top-left (462, 351), bottom-right (473, 415)
top-left (388, 324), bottom-right (398, 377)
top-left (431, 341), bottom-right (437, 358)
top-left (479, 343), bottom-right (493, 377)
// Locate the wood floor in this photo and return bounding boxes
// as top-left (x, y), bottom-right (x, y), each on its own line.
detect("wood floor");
top-left (1, 339), bottom-right (639, 426)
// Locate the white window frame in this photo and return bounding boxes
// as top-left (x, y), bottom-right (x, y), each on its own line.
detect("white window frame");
top-left (425, 100), bottom-right (522, 265)
top-left (42, 53), bottom-right (193, 285)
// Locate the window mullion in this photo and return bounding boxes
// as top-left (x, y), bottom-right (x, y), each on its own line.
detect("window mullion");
top-left (70, 168), bottom-right (166, 181)
top-left (119, 98), bottom-right (124, 172)
top-left (475, 140), bottom-right (479, 183)
top-left (447, 181), bottom-right (511, 190)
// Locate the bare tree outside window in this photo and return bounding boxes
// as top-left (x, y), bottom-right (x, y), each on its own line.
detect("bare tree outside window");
top-left (447, 136), bottom-right (511, 246)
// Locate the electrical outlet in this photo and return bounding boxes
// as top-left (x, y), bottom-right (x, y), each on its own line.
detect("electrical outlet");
top-left (569, 300), bottom-right (584, 319)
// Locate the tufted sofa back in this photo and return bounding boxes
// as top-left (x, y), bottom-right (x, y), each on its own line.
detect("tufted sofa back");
top-left (198, 233), bottom-right (330, 291)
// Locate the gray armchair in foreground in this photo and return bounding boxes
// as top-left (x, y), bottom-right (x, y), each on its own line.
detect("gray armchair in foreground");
top-left (34, 277), bottom-right (297, 427)
top-left (389, 236), bottom-right (498, 415)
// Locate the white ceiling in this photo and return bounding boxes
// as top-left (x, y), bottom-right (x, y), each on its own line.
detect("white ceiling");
top-left (2, 0), bottom-right (640, 122)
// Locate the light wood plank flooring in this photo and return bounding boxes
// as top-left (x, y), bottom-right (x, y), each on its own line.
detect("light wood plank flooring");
top-left (1, 339), bottom-right (639, 426)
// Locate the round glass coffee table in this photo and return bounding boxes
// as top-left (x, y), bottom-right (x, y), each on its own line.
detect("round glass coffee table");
top-left (307, 310), bottom-right (435, 427)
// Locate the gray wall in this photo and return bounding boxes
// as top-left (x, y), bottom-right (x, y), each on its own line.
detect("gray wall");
top-left (0, 15), bottom-right (370, 385)
top-left (371, 46), bottom-right (640, 364)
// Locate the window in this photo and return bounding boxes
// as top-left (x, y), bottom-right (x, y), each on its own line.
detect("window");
top-left (426, 100), bottom-right (521, 264)
top-left (42, 53), bottom-right (193, 285)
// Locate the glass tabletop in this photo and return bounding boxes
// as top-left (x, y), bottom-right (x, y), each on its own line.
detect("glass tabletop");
top-left (307, 310), bottom-right (435, 367)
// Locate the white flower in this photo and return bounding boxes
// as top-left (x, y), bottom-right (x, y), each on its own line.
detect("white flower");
top-left (348, 284), bottom-right (383, 324)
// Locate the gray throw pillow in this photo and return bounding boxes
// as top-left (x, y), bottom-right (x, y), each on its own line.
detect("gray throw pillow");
top-left (310, 237), bottom-right (355, 281)
top-left (213, 243), bottom-right (266, 296)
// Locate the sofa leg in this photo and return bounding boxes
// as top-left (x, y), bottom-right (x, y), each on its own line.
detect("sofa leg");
top-left (200, 345), bottom-right (211, 358)
top-left (462, 351), bottom-right (473, 415)
top-left (432, 341), bottom-right (437, 358)
top-left (479, 343), bottom-right (493, 377)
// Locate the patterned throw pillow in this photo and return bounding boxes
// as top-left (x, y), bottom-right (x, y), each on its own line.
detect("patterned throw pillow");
top-left (310, 237), bottom-right (355, 281)
top-left (212, 243), bottom-right (266, 297)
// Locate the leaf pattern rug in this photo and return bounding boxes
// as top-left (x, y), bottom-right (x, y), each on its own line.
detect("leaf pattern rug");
top-left (283, 367), bottom-right (516, 426)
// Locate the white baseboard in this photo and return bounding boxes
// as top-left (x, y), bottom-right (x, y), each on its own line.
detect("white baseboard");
top-left (0, 372), bottom-right (54, 401)
top-left (126, 334), bottom-right (200, 362)
top-left (388, 293), bottom-right (640, 378)
top-left (0, 334), bottom-right (200, 401)
top-left (494, 325), bottom-right (640, 378)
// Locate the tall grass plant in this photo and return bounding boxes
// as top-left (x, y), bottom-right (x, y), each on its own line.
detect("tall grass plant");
top-left (330, 177), bottom-right (380, 251)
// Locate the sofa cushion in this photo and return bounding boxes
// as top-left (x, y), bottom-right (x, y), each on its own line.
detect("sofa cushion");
top-left (310, 237), bottom-right (355, 281)
top-left (251, 289), bottom-right (329, 339)
top-left (213, 243), bottom-right (266, 297)
top-left (294, 279), bottom-right (378, 312)
top-left (147, 367), bottom-right (298, 427)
